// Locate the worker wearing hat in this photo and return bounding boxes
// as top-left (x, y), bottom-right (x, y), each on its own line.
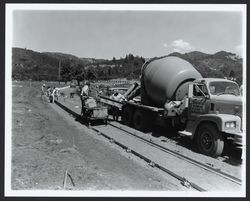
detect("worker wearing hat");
top-left (80, 81), bottom-right (91, 115)
top-left (41, 83), bottom-right (46, 101)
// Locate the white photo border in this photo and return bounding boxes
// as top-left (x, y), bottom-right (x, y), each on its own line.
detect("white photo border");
top-left (5, 3), bottom-right (247, 197)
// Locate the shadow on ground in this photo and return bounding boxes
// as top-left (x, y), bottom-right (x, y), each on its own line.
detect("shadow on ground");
top-left (150, 125), bottom-right (242, 166)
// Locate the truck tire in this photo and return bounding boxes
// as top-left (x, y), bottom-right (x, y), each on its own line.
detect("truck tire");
top-left (133, 109), bottom-right (148, 131)
top-left (122, 106), bottom-right (133, 126)
top-left (197, 123), bottom-right (224, 157)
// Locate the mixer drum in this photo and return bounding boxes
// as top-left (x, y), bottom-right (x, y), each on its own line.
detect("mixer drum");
top-left (142, 56), bottom-right (202, 106)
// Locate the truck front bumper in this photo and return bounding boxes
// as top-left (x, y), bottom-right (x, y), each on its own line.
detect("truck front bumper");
top-left (225, 131), bottom-right (243, 146)
top-left (233, 135), bottom-right (242, 146)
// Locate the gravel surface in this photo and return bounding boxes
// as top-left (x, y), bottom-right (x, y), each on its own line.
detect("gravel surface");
top-left (11, 81), bottom-right (184, 191)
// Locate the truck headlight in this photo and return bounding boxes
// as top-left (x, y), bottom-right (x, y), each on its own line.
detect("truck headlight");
top-left (225, 121), bottom-right (236, 129)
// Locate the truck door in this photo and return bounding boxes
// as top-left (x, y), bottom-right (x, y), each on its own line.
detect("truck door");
top-left (189, 83), bottom-right (209, 119)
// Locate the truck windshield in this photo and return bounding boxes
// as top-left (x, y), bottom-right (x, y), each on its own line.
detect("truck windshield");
top-left (208, 81), bottom-right (240, 96)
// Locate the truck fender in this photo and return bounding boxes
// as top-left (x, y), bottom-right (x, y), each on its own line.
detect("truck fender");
top-left (189, 114), bottom-right (241, 139)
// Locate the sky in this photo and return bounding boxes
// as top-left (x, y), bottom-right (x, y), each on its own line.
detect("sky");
top-left (12, 8), bottom-right (244, 59)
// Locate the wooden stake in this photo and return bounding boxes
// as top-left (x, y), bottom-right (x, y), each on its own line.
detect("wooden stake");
top-left (63, 170), bottom-right (68, 189)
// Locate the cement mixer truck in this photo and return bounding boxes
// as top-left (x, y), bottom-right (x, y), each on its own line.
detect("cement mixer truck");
top-left (100, 56), bottom-right (243, 157)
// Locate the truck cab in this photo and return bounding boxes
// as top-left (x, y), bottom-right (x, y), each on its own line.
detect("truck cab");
top-left (185, 78), bottom-right (243, 157)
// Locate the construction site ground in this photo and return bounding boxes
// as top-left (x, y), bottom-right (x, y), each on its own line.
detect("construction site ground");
top-left (11, 81), bottom-right (185, 191)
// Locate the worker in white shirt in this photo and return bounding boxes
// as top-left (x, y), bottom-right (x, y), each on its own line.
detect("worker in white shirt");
top-left (81, 82), bottom-right (90, 97)
top-left (47, 86), bottom-right (53, 102)
top-left (53, 87), bottom-right (60, 102)
top-left (80, 81), bottom-right (90, 115)
top-left (110, 91), bottom-right (126, 102)
top-left (50, 87), bottom-right (57, 103)
top-left (110, 90), bottom-right (126, 121)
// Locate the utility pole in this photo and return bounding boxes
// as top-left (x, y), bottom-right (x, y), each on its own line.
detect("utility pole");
top-left (58, 60), bottom-right (61, 84)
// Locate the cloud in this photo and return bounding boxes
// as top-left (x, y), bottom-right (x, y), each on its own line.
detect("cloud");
top-left (164, 39), bottom-right (195, 53)
top-left (163, 43), bottom-right (168, 47)
top-left (234, 44), bottom-right (242, 57)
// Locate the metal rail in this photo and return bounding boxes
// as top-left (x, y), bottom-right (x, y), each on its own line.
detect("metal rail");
top-left (108, 122), bottom-right (242, 185)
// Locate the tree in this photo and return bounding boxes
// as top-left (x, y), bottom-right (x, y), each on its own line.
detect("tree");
top-left (71, 63), bottom-right (85, 85)
top-left (128, 53), bottom-right (134, 60)
top-left (86, 69), bottom-right (97, 80)
top-left (133, 60), bottom-right (139, 66)
top-left (61, 62), bottom-right (72, 84)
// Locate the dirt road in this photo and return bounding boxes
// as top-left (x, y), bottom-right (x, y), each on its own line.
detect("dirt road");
top-left (11, 82), bottom-right (183, 191)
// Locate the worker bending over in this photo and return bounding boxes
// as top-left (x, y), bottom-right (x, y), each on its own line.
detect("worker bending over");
top-left (52, 87), bottom-right (59, 103)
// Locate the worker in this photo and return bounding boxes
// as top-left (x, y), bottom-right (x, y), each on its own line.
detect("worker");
top-left (41, 84), bottom-right (46, 101)
top-left (80, 81), bottom-right (90, 115)
top-left (81, 81), bottom-right (90, 96)
top-left (98, 90), bottom-right (103, 96)
top-left (52, 87), bottom-right (59, 102)
top-left (110, 91), bottom-right (126, 102)
top-left (110, 90), bottom-right (126, 121)
top-left (70, 91), bottom-right (74, 98)
top-left (46, 86), bottom-right (50, 96)
top-left (49, 87), bottom-right (56, 103)
top-left (46, 86), bottom-right (52, 101)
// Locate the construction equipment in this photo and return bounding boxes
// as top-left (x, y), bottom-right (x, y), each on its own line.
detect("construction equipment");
top-left (100, 56), bottom-right (243, 157)
top-left (81, 97), bottom-right (108, 124)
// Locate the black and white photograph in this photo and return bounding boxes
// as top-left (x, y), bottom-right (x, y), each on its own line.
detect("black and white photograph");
top-left (5, 4), bottom-right (246, 197)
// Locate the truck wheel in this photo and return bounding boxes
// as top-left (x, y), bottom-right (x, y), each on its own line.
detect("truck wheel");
top-left (197, 123), bottom-right (224, 157)
top-left (133, 109), bottom-right (148, 131)
top-left (122, 107), bottom-right (133, 126)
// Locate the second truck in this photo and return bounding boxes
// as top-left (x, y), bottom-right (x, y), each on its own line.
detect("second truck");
top-left (100, 56), bottom-right (243, 157)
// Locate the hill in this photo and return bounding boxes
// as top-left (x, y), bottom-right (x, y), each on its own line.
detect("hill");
top-left (12, 48), bottom-right (99, 81)
top-left (12, 48), bottom-right (243, 84)
top-left (12, 48), bottom-right (60, 80)
top-left (43, 52), bottom-right (107, 65)
top-left (12, 48), bottom-right (145, 82)
top-left (168, 51), bottom-right (243, 84)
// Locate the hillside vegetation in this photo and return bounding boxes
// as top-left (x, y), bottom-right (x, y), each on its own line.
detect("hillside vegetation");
top-left (169, 51), bottom-right (242, 84)
top-left (12, 48), bottom-right (243, 85)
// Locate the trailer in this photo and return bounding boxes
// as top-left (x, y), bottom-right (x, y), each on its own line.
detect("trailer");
top-left (78, 96), bottom-right (109, 125)
top-left (81, 105), bottom-right (108, 125)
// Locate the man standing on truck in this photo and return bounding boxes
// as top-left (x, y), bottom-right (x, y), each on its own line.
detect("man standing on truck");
top-left (80, 81), bottom-right (90, 115)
